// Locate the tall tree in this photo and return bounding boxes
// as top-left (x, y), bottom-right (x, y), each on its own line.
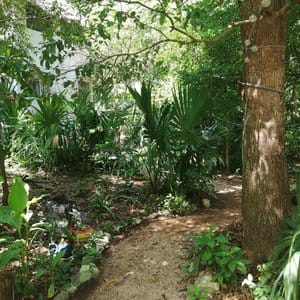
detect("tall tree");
top-left (240, 0), bottom-right (292, 263)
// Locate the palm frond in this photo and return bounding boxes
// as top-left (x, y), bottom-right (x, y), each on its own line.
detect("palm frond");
top-left (172, 84), bottom-right (209, 134)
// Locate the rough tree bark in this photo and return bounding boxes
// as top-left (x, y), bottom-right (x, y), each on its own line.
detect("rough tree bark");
top-left (240, 0), bottom-right (291, 263)
top-left (0, 271), bottom-right (14, 300)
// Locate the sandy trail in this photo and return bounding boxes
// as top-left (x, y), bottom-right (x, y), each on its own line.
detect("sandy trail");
top-left (75, 178), bottom-right (242, 300)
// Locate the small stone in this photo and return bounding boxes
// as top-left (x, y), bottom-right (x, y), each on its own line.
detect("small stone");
top-left (194, 273), bottom-right (220, 295)
top-left (133, 218), bottom-right (142, 225)
top-left (261, 0), bottom-right (271, 8)
top-left (202, 198), bottom-right (211, 208)
top-left (65, 285), bottom-right (77, 294)
top-left (53, 291), bottom-right (69, 300)
top-left (115, 234), bottom-right (125, 240)
top-left (148, 212), bottom-right (158, 219)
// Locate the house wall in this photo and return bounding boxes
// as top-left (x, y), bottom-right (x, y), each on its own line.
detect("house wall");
top-left (27, 28), bottom-right (87, 98)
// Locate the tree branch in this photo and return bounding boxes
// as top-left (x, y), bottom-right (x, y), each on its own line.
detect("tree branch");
top-left (93, 38), bottom-right (190, 64)
top-left (117, 0), bottom-right (198, 41)
top-left (56, 16), bottom-right (254, 79)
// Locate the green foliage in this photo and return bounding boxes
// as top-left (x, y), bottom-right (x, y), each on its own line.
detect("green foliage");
top-left (90, 190), bottom-right (115, 220)
top-left (187, 284), bottom-right (208, 300)
top-left (172, 84), bottom-right (208, 136)
top-left (187, 226), bottom-right (249, 284)
top-left (129, 81), bottom-right (218, 195)
top-left (66, 88), bottom-right (109, 163)
top-left (246, 204), bottom-right (300, 300)
top-left (243, 264), bottom-right (275, 300)
top-left (0, 176), bottom-right (104, 298)
top-left (269, 206), bottom-right (300, 300)
top-left (128, 82), bottom-right (171, 150)
top-left (8, 177), bottom-right (28, 214)
top-left (157, 194), bottom-right (191, 216)
top-left (272, 207), bottom-right (300, 274)
top-left (0, 177), bottom-right (48, 296)
top-left (102, 217), bottom-right (134, 236)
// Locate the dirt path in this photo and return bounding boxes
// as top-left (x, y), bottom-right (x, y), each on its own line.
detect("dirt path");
top-left (75, 178), bottom-right (242, 300)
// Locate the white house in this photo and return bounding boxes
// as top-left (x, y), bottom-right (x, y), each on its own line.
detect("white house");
top-left (26, 0), bottom-right (88, 97)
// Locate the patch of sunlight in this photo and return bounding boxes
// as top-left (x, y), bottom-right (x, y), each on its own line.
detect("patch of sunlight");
top-left (273, 207), bottom-right (284, 218)
top-left (151, 225), bottom-right (163, 232)
top-left (217, 188), bottom-right (236, 194)
top-left (251, 79), bottom-right (262, 98)
top-left (185, 219), bottom-right (195, 225)
top-left (232, 185), bottom-right (242, 190)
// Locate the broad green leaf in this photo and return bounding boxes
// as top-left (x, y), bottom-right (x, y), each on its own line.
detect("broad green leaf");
top-left (0, 176), bottom-right (3, 183)
top-left (0, 205), bottom-right (21, 229)
top-left (48, 283), bottom-right (55, 298)
top-left (0, 236), bottom-right (14, 244)
top-left (201, 250), bottom-right (212, 262)
top-left (215, 256), bottom-right (222, 265)
top-left (228, 261), bottom-right (236, 273)
top-left (51, 249), bottom-right (66, 267)
top-left (236, 261), bottom-right (248, 274)
top-left (159, 13), bottom-right (166, 25)
top-left (215, 233), bottom-right (229, 243)
top-left (8, 177), bottom-right (28, 214)
top-left (220, 256), bottom-right (230, 265)
top-left (0, 240), bottom-right (22, 267)
top-left (283, 251), bottom-right (300, 300)
top-left (213, 273), bottom-right (224, 284)
top-left (35, 268), bottom-right (47, 280)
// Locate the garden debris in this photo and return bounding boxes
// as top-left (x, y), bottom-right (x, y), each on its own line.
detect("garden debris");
top-left (49, 239), bottom-right (73, 258)
top-left (68, 226), bottom-right (94, 242)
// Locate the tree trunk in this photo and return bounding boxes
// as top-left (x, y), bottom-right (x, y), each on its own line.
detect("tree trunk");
top-left (240, 0), bottom-right (291, 263)
top-left (0, 271), bottom-right (15, 300)
top-left (0, 128), bottom-right (9, 205)
top-left (225, 113), bottom-right (230, 175)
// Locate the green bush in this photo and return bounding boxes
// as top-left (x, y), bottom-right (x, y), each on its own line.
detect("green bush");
top-left (187, 226), bottom-right (249, 284)
top-left (269, 206), bottom-right (300, 300)
top-left (90, 190), bottom-right (115, 220)
top-left (158, 194), bottom-right (191, 216)
top-left (0, 177), bottom-right (50, 296)
top-left (129, 82), bottom-right (218, 196)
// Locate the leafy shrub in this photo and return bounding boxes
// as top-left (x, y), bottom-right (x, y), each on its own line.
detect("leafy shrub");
top-left (102, 217), bottom-right (134, 236)
top-left (269, 206), bottom-right (300, 300)
top-left (187, 226), bottom-right (249, 284)
top-left (90, 190), bottom-right (115, 220)
top-left (244, 205), bottom-right (300, 300)
top-left (129, 82), bottom-right (220, 196)
top-left (158, 194), bottom-right (191, 216)
top-left (0, 177), bottom-right (49, 296)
